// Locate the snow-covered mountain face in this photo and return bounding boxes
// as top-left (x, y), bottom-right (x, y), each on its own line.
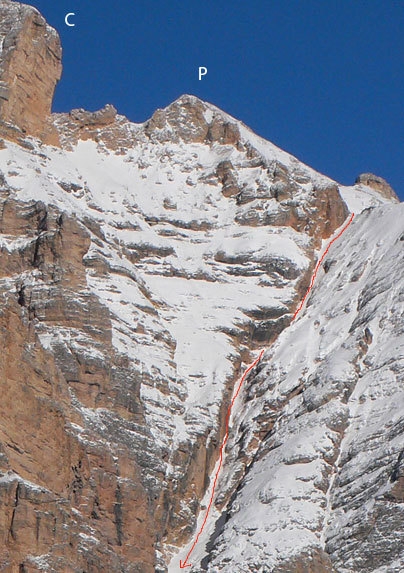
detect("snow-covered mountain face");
top-left (0, 3), bottom-right (401, 573)
top-left (198, 203), bottom-right (404, 573)
top-left (0, 95), bottom-right (352, 571)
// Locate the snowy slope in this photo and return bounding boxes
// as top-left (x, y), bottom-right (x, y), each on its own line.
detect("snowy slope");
top-left (0, 131), bottom-right (311, 446)
top-left (196, 203), bottom-right (404, 572)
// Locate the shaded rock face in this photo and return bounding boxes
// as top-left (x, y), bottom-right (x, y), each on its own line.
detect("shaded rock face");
top-left (0, 0), bottom-right (62, 142)
top-left (0, 306), bottom-right (154, 573)
top-left (69, 104), bottom-right (117, 127)
top-left (50, 104), bottom-right (120, 149)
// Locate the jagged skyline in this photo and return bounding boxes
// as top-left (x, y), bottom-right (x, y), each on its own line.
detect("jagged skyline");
top-left (29, 0), bottom-right (404, 199)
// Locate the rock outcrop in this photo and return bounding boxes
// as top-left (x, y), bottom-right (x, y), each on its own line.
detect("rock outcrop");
top-left (0, 196), bottom-right (155, 572)
top-left (0, 0), bottom-right (62, 143)
top-left (355, 172), bottom-right (399, 202)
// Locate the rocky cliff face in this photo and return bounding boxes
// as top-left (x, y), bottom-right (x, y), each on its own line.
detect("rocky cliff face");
top-left (0, 2), bottom-right (401, 573)
top-left (0, 0), bottom-right (61, 143)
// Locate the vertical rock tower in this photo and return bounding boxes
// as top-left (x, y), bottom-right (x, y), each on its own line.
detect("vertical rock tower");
top-left (0, 0), bottom-right (61, 141)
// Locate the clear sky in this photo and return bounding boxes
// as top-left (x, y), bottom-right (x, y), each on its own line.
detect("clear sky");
top-left (32, 0), bottom-right (403, 199)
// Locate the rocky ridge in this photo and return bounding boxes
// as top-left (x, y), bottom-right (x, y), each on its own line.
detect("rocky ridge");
top-left (0, 2), bottom-right (401, 573)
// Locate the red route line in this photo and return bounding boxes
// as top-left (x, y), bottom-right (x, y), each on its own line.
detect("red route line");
top-left (292, 212), bottom-right (355, 321)
top-left (180, 349), bottom-right (264, 568)
top-left (179, 212), bottom-right (354, 569)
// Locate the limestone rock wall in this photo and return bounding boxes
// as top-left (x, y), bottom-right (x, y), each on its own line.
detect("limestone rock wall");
top-left (0, 196), bottom-right (156, 572)
top-left (0, 0), bottom-right (62, 142)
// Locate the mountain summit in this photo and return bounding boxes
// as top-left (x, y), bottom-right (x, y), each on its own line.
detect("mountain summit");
top-left (0, 2), bottom-right (402, 573)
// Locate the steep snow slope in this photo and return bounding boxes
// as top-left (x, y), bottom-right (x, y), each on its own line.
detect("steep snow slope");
top-left (196, 203), bottom-right (404, 572)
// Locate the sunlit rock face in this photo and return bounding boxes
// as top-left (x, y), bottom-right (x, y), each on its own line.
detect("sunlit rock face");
top-left (355, 172), bottom-right (399, 202)
top-left (0, 3), bottom-right (400, 573)
top-left (0, 0), bottom-right (62, 143)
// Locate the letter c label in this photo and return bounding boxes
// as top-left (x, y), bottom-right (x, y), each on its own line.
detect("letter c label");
top-left (65, 13), bottom-right (76, 27)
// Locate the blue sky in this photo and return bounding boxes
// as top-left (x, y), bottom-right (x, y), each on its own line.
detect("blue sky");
top-left (32, 0), bottom-right (404, 199)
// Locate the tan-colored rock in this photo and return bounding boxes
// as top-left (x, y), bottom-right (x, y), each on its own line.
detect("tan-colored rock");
top-left (355, 172), bottom-right (399, 202)
top-left (52, 108), bottom-right (139, 151)
top-left (216, 160), bottom-right (240, 197)
top-left (0, 0), bottom-right (62, 142)
top-left (276, 549), bottom-right (336, 573)
top-left (69, 104), bottom-right (117, 127)
top-left (143, 94), bottom-right (241, 146)
top-left (0, 200), bottom-right (156, 572)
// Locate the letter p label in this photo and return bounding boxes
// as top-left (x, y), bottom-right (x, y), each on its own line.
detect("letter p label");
top-left (199, 67), bottom-right (208, 81)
